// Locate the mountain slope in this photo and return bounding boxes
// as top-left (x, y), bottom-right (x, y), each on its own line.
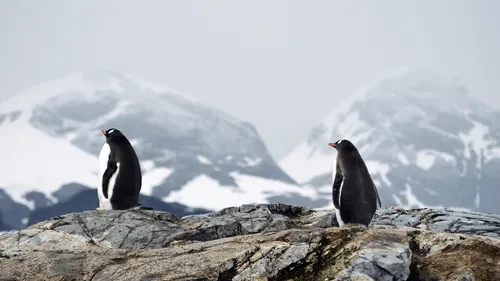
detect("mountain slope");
top-left (280, 67), bottom-right (500, 214)
top-left (0, 70), bottom-right (322, 229)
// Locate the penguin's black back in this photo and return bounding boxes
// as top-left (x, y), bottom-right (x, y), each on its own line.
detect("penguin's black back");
top-left (106, 132), bottom-right (142, 210)
top-left (335, 142), bottom-right (381, 226)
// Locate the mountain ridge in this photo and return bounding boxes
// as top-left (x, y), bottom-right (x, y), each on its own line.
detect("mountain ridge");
top-left (0, 70), bottom-right (320, 230)
top-left (280, 67), bottom-right (500, 214)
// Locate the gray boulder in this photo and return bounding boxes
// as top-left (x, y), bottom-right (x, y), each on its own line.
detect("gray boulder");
top-left (0, 203), bottom-right (499, 280)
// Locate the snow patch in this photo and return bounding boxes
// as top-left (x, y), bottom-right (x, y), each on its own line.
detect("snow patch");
top-left (0, 121), bottom-right (98, 207)
top-left (244, 157), bottom-right (261, 166)
top-left (197, 155), bottom-right (212, 165)
top-left (397, 153), bottom-right (409, 166)
top-left (459, 121), bottom-right (500, 165)
top-left (431, 151), bottom-right (455, 163)
top-left (395, 184), bottom-right (472, 210)
top-left (141, 160), bottom-right (156, 171)
top-left (279, 142), bottom-right (334, 184)
top-left (416, 151), bottom-right (436, 170)
top-left (141, 167), bottom-right (173, 196)
top-left (365, 161), bottom-right (392, 186)
top-left (129, 139), bottom-right (140, 147)
top-left (401, 184), bottom-right (433, 208)
top-left (488, 148), bottom-right (500, 162)
top-left (237, 157), bottom-right (263, 167)
top-left (474, 185), bottom-right (480, 208)
top-left (164, 173), bottom-right (319, 211)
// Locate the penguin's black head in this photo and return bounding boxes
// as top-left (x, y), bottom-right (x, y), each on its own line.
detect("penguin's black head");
top-left (328, 139), bottom-right (357, 152)
top-left (101, 128), bottom-right (126, 143)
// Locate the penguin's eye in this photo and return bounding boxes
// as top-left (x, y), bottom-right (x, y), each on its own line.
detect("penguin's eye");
top-left (108, 129), bottom-right (115, 134)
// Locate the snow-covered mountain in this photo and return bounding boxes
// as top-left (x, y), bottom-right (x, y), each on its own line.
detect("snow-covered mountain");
top-left (0, 70), bottom-right (320, 230)
top-left (280, 67), bottom-right (500, 214)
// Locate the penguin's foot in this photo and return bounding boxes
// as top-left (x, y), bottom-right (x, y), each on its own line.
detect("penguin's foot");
top-left (95, 207), bottom-right (104, 210)
top-left (343, 223), bottom-right (368, 230)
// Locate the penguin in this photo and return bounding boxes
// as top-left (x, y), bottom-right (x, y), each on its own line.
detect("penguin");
top-left (328, 139), bottom-right (381, 227)
top-left (97, 128), bottom-right (143, 210)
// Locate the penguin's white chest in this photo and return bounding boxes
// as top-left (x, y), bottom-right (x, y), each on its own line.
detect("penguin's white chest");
top-left (332, 156), bottom-right (345, 226)
top-left (98, 143), bottom-right (114, 210)
top-left (334, 179), bottom-right (346, 227)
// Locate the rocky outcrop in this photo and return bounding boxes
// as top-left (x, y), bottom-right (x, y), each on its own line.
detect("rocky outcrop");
top-left (0, 204), bottom-right (499, 280)
top-left (25, 188), bottom-right (212, 228)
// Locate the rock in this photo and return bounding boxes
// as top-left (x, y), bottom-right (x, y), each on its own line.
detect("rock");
top-left (0, 203), bottom-right (500, 280)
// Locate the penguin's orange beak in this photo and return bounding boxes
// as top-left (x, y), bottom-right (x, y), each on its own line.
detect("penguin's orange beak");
top-left (101, 130), bottom-right (106, 135)
top-left (328, 143), bottom-right (336, 147)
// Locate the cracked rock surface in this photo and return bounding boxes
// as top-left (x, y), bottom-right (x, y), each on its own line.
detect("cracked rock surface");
top-left (0, 204), bottom-right (500, 280)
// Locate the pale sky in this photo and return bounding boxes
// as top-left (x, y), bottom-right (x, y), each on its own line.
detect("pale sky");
top-left (1, 1), bottom-right (499, 159)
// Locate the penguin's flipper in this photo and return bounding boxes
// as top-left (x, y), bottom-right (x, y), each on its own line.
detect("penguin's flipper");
top-left (102, 162), bottom-right (117, 199)
top-left (332, 162), bottom-right (343, 210)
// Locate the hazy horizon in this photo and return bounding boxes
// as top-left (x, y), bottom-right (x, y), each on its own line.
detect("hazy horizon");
top-left (2, 1), bottom-right (500, 159)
